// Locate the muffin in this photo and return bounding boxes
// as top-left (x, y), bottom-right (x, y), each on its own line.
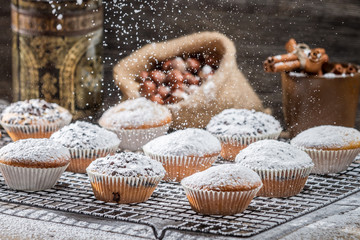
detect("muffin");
top-left (0, 138), bottom-right (70, 191)
top-left (86, 152), bottom-right (165, 204)
top-left (181, 164), bottom-right (262, 215)
top-left (206, 109), bottom-right (282, 161)
top-left (50, 121), bottom-right (121, 173)
top-left (99, 98), bottom-right (172, 151)
top-left (143, 128), bottom-right (221, 182)
top-left (291, 125), bottom-right (360, 174)
top-left (235, 140), bottom-right (313, 197)
top-left (0, 99), bottom-right (72, 141)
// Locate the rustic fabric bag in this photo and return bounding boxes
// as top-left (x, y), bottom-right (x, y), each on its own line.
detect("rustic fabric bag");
top-left (113, 31), bottom-right (266, 129)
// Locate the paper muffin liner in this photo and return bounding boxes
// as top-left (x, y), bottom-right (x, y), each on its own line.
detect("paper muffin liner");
top-left (0, 163), bottom-right (69, 191)
top-left (67, 144), bottom-right (119, 173)
top-left (215, 131), bottom-right (282, 161)
top-left (246, 165), bottom-right (313, 197)
top-left (297, 147), bottom-right (360, 174)
top-left (86, 171), bottom-right (164, 204)
top-left (1, 118), bottom-right (72, 141)
top-left (181, 184), bottom-right (262, 215)
top-left (143, 150), bottom-right (218, 182)
top-left (107, 123), bottom-right (170, 151)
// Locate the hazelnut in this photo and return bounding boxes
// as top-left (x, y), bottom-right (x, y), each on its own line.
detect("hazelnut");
top-left (139, 80), bottom-right (157, 97)
top-left (166, 69), bottom-right (184, 84)
top-left (158, 86), bottom-right (171, 99)
top-left (186, 58), bottom-right (201, 73)
top-left (183, 72), bottom-right (200, 85)
top-left (150, 94), bottom-right (164, 105)
top-left (136, 71), bottom-right (149, 83)
top-left (170, 57), bottom-right (187, 72)
top-left (171, 82), bottom-right (185, 91)
top-left (162, 59), bottom-right (172, 71)
top-left (150, 70), bottom-right (166, 85)
top-left (165, 89), bottom-right (186, 104)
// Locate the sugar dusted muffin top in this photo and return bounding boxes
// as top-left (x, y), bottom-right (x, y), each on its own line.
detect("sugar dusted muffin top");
top-left (181, 164), bottom-right (262, 191)
top-left (291, 125), bottom-right (360, 150)
top-left (143, 128), bottom-right (221, 157)
top-left (86, 152), bottom-right (165, 178)
top-left (50, 121), bottom-right (120, 150)
top-left (235, 140), bottom-right (313, 170)
top-left (206, 109), bottom-right (282, 138)
top-left (0, 99), bottom-right (72, 125)
top-left (0, 138), bottom-right (70, 168)
top-left (99, 98), bottom-right (172, 130)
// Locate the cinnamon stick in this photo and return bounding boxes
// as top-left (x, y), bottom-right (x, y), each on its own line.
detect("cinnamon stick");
top-left (267, 53), bottom-right (298, 64)
top-left (285, 38), bottom-right (297, 53)
top-left (272, 61), bottom-right (301, 72)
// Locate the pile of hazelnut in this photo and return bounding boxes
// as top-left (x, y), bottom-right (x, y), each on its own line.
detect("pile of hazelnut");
top-left (136, 54), bottom-right (219, 104)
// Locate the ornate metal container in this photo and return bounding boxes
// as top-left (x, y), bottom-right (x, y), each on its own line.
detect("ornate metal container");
top-left (11, 0), bottom-right (103, 119)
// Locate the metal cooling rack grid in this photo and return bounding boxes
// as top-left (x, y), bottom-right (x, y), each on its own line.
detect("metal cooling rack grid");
top-left (0, 131), bottom-right (360, 239)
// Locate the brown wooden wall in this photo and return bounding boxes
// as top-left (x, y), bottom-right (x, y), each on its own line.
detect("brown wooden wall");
top-left (1, 0), bottom-right (360, 128)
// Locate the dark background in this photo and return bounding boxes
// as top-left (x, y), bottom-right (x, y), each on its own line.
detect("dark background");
top-left (1, 0), bottom-right (360, 128)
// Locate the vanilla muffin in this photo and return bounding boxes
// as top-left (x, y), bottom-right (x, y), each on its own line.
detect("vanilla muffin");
top-left (0, 99), bottom-right (72, 141)
top-left (50, 121), bottom-right (120, 173)
top-left (291, 125), bottom-right (360, 174)
top-left (206, 109), bottom-right (282, 161)
top-left (143, 128), bottom-right (221, 182)
top-left (0, 138), bottom-right (70, 191)
top-left (181, 164), bottom-right (262, 215)
top-left (236, 140), bottom-right (313, 197)
top-left (86, 152), bottom-right (165, 204)
top-left (99, 98), bottom-right (172, 151)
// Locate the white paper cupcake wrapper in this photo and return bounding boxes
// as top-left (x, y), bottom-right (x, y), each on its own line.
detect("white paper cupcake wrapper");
top-left (181, 184), bottom-right (262, 215)
top-left (243, 165), bottom-right (313, 197)
top-left (216, 130), bottom-right (282, 146)
top-left (107, 123), bottom-right (170, 151)
top-left (0, 163), bottom-right (69, 191)
top-left (1, 117), bottom-right (72, 140)
top-left (297, 147), bottom-right (360, 174)
top-left (143, 150), bottom-right (218, 182)
top-left (87, 170), bottom-right (164, 203)
top-left (67, 144), bottom-right (119, 173)
top-left (214, 130), bottom-right (282, 161)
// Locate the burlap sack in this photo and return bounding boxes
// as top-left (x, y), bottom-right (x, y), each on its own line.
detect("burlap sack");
top-left (113, 31), bottom-right (266, 129)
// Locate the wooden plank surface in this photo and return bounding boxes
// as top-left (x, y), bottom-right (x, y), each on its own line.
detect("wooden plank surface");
top-left (1, 0), bottom-right (360, 128)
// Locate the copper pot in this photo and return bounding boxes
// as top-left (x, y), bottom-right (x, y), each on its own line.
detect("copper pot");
top-left (281, 70), bottom-right (360, 137)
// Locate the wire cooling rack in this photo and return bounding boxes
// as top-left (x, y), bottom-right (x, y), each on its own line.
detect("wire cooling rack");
top-left (0, 131), bottom-right (360, 239)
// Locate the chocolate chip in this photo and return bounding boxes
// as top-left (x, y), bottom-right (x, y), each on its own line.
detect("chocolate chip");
top-left (112, 192), bottom-right (120, 203)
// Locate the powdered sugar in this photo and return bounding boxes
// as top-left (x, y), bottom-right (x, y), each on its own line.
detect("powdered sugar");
top-left (181, 164), bottom-right (262, 191)
top-left (50, 121), bottom-right (120, 150)
top-left (143, 128), bottom-right (221, 157)
top-left (291, 125), bottom-right (360, 149)
top-left (0, 138), bottom-right (70, 165)
top-left (0, 99), bottom-right (72, 125)
top-left (206, 109), bottom-right (282, 138)
top-left (235, 140), bottom-right (313, 169)
top-left (86, 152), bottom-right (165, 177)
top-left (99, 98), bottom-right (171, 129)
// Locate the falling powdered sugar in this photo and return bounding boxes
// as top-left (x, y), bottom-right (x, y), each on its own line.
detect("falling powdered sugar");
top-left (291, 125), bottom-right (360, 150)
top-left (51, 121), bottom-right (120, 150)
top-left (206, 109), bottom-right (282, 138)
top-left (86, 152), bottom-right (165, 177)
top-left (143, 128), bottom-right (221, 157)
top-left (235, 139), bottom-right (313, 170)
top-left (99, 98), bottom-right (171, 129)
top-left (181, 164), bottom-right (262, 191)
